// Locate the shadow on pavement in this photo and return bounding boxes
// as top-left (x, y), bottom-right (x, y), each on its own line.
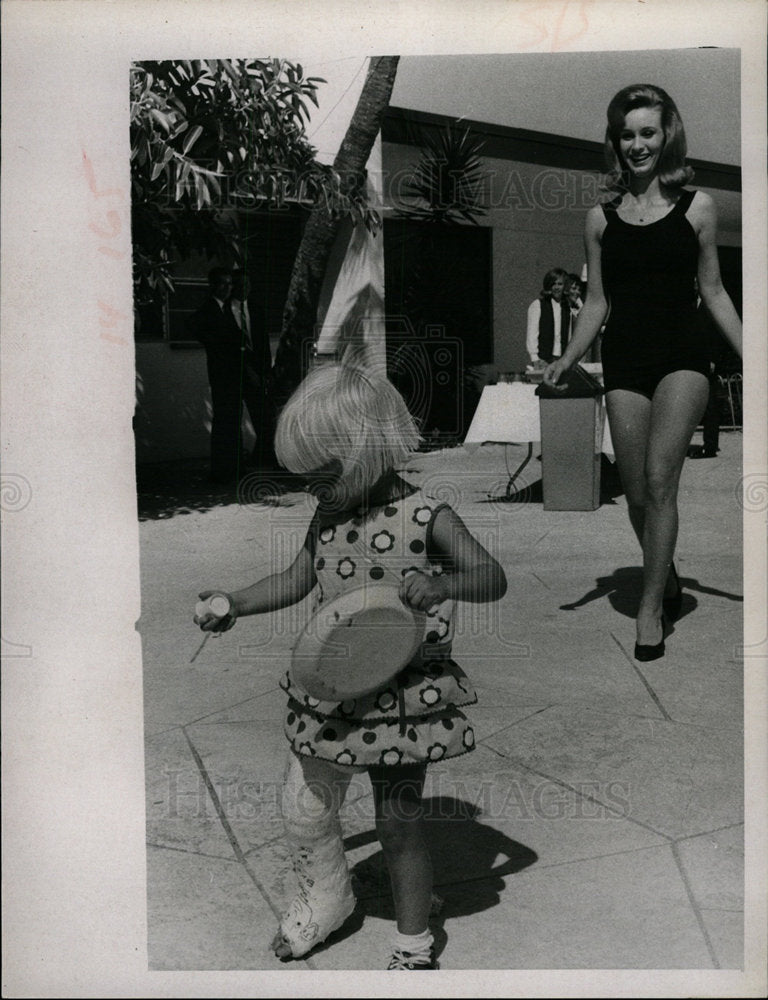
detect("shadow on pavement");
top-left (559, 565), bottom-right (743, 622)
top-left (136, 459), bottom-right (304, 521)
top-left (346, 796), bottom-right (538, 946)
top-left (136, 450), bottom-right (624, 519)
top-left (478, 456), bottom-right (623, 507)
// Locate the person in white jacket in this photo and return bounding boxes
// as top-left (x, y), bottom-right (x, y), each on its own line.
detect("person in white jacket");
top-left (525, 267), bottom-right (571, 367)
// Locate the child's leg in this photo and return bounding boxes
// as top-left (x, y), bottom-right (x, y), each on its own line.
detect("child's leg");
top-left (273, 752), bottom-right (356, 960)
top-left (369, 763), bottom-right (432, 935)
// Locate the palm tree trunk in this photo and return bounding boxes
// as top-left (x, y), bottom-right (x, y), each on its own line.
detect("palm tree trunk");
top-left (272, 56), bottom-right (399, 403)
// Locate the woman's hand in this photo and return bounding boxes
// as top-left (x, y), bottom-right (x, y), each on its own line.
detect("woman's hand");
top-left (542, 358), bottom-right (570, 390)
top-left (194, 591), bottom-right (238, 633)
top-left (399, 571), bottom-right (449, 614)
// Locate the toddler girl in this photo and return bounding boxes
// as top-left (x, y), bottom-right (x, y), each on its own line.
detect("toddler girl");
top-left (195, 360), bottom-right (507, 969)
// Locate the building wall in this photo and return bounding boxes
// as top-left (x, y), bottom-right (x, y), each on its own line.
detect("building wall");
top-left (134, 342), bottom-right (262, 464)
top-left (135, 244), bottom-right (258, 464)
top-left (134, 344), bottom-right (209, 463)
top-left (382, 139), bottom-right (741, 375)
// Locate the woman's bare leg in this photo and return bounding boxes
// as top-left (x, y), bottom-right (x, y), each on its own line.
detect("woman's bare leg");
top-left (606, 371), bottom-right (707, 645)
top-left (605, 388), bottom-right (652, 547)
top-left (637, 371), bottom-right (709, 643)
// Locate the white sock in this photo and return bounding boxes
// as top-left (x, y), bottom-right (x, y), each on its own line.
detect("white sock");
top-left (393, 928), bottom-right (433, 955)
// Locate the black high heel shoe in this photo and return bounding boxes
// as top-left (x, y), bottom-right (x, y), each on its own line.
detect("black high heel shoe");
top-left (662, 563), bottom-right (683, 623)
top-left (634, 615), bottom-right (668, 662)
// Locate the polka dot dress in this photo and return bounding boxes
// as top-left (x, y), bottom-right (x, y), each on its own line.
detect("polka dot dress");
top-left (280, 490), bottom-right (477, 768)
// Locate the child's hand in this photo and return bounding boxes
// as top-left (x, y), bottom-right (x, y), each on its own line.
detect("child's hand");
top-left (194, 591), bottom-right (237, 633)
top-left (399, 571), bottom-right (449, 614)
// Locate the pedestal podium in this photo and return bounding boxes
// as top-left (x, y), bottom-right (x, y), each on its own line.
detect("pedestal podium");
top-left (536, 366), bottom-right (605, 511)
top-left (463, 374), bottom-right (613, 506)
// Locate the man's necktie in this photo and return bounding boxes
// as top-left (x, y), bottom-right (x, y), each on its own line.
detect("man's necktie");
top-left (232, 299), bottom-right (253, 351)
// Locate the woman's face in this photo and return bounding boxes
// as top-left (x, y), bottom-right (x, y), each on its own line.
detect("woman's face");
top-left (566, 283), bottom-right (581, 306)
top-left (619, 106), bottom-right (665, 179)
top-left (549, 277), bottom-right (565, 302)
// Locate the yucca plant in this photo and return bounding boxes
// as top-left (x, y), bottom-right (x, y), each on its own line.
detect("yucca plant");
top-left (399, 122), bottom-right (488, 225)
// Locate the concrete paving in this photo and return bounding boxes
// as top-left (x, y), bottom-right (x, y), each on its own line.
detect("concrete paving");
top-left (139, 431), bottom-right (745, 972)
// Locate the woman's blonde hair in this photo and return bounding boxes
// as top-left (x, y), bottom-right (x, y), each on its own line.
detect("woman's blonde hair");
top-left (603, 83), bottom-right (694, 192)
top-left (275, 359), bottom-right (421, 499)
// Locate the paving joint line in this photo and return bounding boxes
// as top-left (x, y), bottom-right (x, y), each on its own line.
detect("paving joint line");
top-left (407, 842), bottom-right (682, 892)
top-left (476, 705), bottom-right (555, 745)
top-left (353, 836), bottom-right (692, 896)
top-left (475, 741), bottom-right (519, 761)
top-left (182, 726), bottom-right (249, 864)
top-left (145, 723), bottom-right (186, 740)
top-left (146, 841), bottom-right (243, 862)
top-left (671, 841), bottom-right (721, 968)
top-left (522, 841), bottom-right (676, 873)
top-left (611, 632), bottom-right (673, 720)
top-left (673, 821), bottom-right (744, 843)
top-left (180, 688), bottom-right (282, 727)
top-left (698, 906), bottom-right (743, 913)
top-left (181, 725), bottom-right (288, 942)
top-left (490, 756), bottom-right (675, 842)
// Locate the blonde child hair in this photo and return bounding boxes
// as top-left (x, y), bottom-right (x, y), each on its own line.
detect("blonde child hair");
top-left (275, 360), bottom-right (421, 502)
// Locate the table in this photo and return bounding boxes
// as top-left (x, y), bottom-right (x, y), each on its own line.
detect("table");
top-left (464, 381), bottom-right (614, 457)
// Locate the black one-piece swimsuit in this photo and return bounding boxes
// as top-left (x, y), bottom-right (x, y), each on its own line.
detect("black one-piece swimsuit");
top-left (600, 188), bottom-right (710, 398)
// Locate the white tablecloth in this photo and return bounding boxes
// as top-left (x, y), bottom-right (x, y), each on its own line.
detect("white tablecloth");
top-left (464, 382), bottom-right (614, 457)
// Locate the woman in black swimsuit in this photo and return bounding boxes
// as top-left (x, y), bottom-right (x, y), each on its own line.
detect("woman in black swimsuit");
top-left (543, 84), bottom-right (742, 661)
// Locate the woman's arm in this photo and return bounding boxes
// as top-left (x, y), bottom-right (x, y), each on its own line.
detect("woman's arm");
top-left (526, 299), bottom-right (541, 363)
top-left (196, 526), bottom-right (317, 631)
top-left (559, 206), bottom-right (610, 366)
top-left (690, 192), bottom-right (742, 358)
top-left (399, 505), bottom-right (507, 612)
top-left (543, 206), bottom-right (609, 386)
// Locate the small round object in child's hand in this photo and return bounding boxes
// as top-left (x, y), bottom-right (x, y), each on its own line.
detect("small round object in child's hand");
top-left (291, 583), bottom-right (426, 701)
top-left (196, 594), bottom-right (231, 619)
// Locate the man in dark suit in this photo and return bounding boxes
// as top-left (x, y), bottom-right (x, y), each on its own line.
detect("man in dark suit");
top-left (190, 267), bottom-right (248, 483)
top-left (687, 291), bottom-right (732, 460)
top-left (230, 270), bottom-right (278, 471)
